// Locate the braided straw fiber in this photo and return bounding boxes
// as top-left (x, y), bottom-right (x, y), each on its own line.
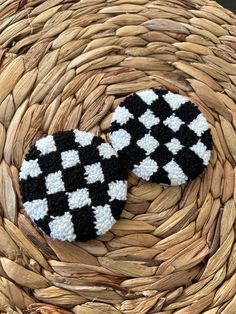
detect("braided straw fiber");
top-left (0, 0), bottom-right (236, 313)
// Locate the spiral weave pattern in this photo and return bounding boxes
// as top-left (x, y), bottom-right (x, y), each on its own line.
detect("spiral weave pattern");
top-left (0, 0), bottom-right (236, 313)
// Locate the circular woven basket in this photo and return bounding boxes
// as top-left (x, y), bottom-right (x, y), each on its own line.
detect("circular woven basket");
top-left (0, 0), bottom-right (236, 313)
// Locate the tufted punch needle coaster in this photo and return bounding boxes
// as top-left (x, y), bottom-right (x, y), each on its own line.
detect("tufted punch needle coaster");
top-left (109, 89), bottom-right (212, 185)
top-left (19, 130), bottom-right (128, 242)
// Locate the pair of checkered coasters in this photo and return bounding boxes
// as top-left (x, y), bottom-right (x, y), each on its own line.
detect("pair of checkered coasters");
top-left (19, 89), bottom-right (212, 242)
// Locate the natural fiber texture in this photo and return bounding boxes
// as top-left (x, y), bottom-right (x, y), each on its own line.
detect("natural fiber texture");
top-left (0, 0), bottom-right (236, 313)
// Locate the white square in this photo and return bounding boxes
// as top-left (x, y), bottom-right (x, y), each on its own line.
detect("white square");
top-left (46, 171), bottom-right (65, 195)
top-left (98, 143), bottom-right (116, 159)
top-left (20, 159), bottom-right (42, 180)
top-left (93, 204), bottom-right (116, 236)
top-left (74, 130), bottom-right (93, 147)
top-left (61, 150), bottom-right (80, 169)
top-left (191, 140), bottom-right (211, 166)
top-left (67, 188), bottom-right (91, 209)
top-left (35, 135), bottom-right (57, 155)
top-left (24, 199), bottom-right (48, 221)
top-left (163, 91), bottom-right (188, 110)
top-left (138, 109), bottom-right (160, 129)
top-left (85, 162), bottom-right (105, 184)
top-left (137, 134), bottom-right (159, 155)
top-left (109, 129), bottom-right (131, 152)
top-left (108, 180), bottom-right (127, 201)
top-left (164, 114), bottom-right (184, 132)
top-left (49, 212), bottom-right (76, 242)
top-left (112, 106), bottom-right (134, 125)
top-left (133, 157), bottom-right (158, 181)
top-left (163, 160), bottom-right (188, 185)
top-left (188, 114), bottom-right (209, 137)
top-left (136, 89), bottom-right (159, 105)
top-left (165, 138), bottom-right (183, 155)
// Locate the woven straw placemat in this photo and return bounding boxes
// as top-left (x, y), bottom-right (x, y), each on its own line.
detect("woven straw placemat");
top-left (0, 0), bottom-right (236, 313)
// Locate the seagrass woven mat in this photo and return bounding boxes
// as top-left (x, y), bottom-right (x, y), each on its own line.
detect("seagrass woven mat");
top-left (0, 0), bottom-right (236, 313)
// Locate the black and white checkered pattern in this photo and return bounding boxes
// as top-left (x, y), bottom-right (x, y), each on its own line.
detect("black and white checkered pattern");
top-left (109, 89), bottom-right (212, 185)
top-left (19, 130), bottom-right (128, 242)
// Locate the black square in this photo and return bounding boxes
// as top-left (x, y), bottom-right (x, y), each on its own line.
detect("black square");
top-left (91, 136), bottom-right (104, 148)
top-left (25, 145), bottom-right (41, 161)
top-left (153, 89), bottom-right (168, 97)
top-left (122, 94), bottom-right (148, 117)
top-left (62, 165), bottom-right (86, 192)
top-left (101, 157), bottom-right (128, 182)
top-left (79, 145), bottom-right (100, 166)
top-left (110, 199), bottom-right (125, 220)
top-left (151, 95), bottom-right (173, 120)
top-left (175, 102), bottom-right (200, 124)
top-left (120, 145), bottom-right (146, 170)
top-left (109, 121), bottom-right (122, 132)
top-left (47, 192), bottom-right (69, 217)
top-left (150, 123), bottom-right (175, 145)
top-left (200, 130), bottom-right (213, 151)
top-left (125, 119), bottom-right (147, 141)
top-left (176, 124), bottom-right (199, 148)
top-left (71, 207), bottom-right (97, 241)
top-left (151, 168), bottom-right (170, 185)
top-left (20, 174), bottom-right (47, 202)
top-left (174, 148), bottom-right (205, 180)
top-left (54, 130), bottom-right (78, 152)
top-left (150, 145), bottom-right (172, 167)
top-left (88, 182), bottom-right (109, 207)
top-left (38, 151), bottom-right (62, 175)
top-left (36, 215), bottom-right (52, 235)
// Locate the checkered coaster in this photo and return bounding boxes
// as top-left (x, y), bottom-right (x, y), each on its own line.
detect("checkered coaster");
top-left (109, 89), bottom-right (212, 185)
top-left (19, 130), bottom-right (128, 242)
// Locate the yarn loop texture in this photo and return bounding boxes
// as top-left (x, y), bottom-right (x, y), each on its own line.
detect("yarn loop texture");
top-left (19, 130), bottom-right (128, 242)
top-left (109, 89), bottom-right (212, 185)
